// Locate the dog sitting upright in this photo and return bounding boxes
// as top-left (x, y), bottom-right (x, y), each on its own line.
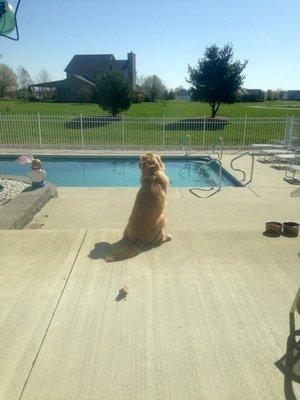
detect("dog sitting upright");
top-left (105, 153), bottom-right (172, 262)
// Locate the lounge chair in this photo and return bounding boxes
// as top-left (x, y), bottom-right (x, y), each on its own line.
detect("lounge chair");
top-left (251, 144), bottom-right (288, 158)
top-left (251, 138), bottom-right (290, 149)
top-left (251, 143), bottom-right (287, 150)
top-left (285, 163), bottom-right (300, 182)
top-left (258, 148), bottom-right (292, 162)
top-left (273, 154), bottom-right (300, 168)
top-left (259, 146), bottom-right (300, 163)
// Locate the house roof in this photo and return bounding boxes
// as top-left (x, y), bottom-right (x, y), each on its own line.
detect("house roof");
top-left (30, 75), bottom-right (95, 88)
top-left (115, 60), bottom-right (129, 71)
top-left (243, 89), bottom-right (263, 95)
top-left (176, 88), bottom-right (190, 96)
top-left (64, 54), bottom-right (118, 73)
top-left (73, 75), bottom-right (96, 86)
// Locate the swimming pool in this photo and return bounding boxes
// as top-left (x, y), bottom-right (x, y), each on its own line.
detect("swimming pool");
top-left (0, 156), bottom-right (240, 187)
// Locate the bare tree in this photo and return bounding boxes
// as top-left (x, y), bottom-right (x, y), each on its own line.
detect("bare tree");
top-left (36, 68), bottom-right (52, 84)
top-left (276, 88), bottom-right (285, 100)
top-left (265, 89), bottom-right (275, 101)
top-left (35, 68), bottom-right (52, 100)
top-left (17, 66), bottom-right (32, 99)
top-left (0, 63), bottom-right (18, 97)
top-left (141, 75), bottom-right (166, 102)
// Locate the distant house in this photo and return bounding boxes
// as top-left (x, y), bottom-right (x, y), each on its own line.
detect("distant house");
top-left (30, 52), bottom-right (136, 103)
top-left (283, 90), bottom-right (300, 100)
top-left (174, 88), bottom-right (191, 101)
top-left (239, 88), bottom-right (265, 102)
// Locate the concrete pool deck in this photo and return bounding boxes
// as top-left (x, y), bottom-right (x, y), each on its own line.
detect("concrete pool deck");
top-left (0, 152), bottom-right (299, 399)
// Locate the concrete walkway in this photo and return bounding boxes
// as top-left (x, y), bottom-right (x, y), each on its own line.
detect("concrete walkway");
top-left (0, 154), bottom-right (299, 399)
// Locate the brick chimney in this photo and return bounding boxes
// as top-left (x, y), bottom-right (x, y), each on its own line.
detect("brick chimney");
top-left (127, 52), bottom-right (136, 91)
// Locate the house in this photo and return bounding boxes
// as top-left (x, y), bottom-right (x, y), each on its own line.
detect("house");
top-left (30, 52), bottom-right (136, 103)
top-left (174, 88), bottom-right (191, 102)
top-left (283, 90), bottom-right (300, 100)
top-left (239, 88), bottom-right (265, 102)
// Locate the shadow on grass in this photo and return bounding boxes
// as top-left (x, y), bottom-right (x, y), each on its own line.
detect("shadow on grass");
top-left (164, 116), bottom-right (229, 131)
top-left (65, 115), bottom-right (122, 129)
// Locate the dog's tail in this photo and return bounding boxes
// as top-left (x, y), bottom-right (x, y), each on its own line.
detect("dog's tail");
top-left (104, 244), bottom-right (140, 262)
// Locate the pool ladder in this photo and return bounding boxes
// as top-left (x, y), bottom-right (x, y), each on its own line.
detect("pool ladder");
top-left (211, 137), bottom-right (223, 160)
top-left (189, 151), bottom-right (255, 198)
top-left (182, 135), bottom-right (224, 160)
top-left (189, 158), bottom-right (223, 198)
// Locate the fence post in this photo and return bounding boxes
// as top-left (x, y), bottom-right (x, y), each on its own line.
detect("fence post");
top-left (80, 113), bottom-right (84, 149)
top-left (122, 116), bottom-right (125, 149)
top-left (285, 115), bottom-right (289, 142)
top-left (202, 116), bottom-right (206, 148)
top-left (37, 113), bottom-right (42, 148)
top-left (242, 114), bottom-right (247, 146)
top-left (288, 115), bottom-right (294, 147)
top-left (162, 115), bottom-right (165, 150)
top-left (0, 114), bottom-right (2, 147)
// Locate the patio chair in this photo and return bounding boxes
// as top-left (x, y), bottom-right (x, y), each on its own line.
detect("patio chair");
top-left (251, 138), bottom-right (290, 151)
top-left (258, 148), bottom-right (293, 162)
top-left (259, 146), bottom-right (300, 163)
top-left (251, 143), bottom-right (287, 150)
top-left (285, 163), bottom-right (300, 183)
top-left (273, 153), bottom-right (300, 169)
top-left (251, 143), bottom-right (288, 158)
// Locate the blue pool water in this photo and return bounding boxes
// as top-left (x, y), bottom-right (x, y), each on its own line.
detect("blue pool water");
top-left (0, 156), bottom-right (240, 187)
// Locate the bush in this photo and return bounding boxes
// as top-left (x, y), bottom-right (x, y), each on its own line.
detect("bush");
top-left (132, 92), bottom-right (144, 103)
top-left (94, 69), bottom-right (132, 116)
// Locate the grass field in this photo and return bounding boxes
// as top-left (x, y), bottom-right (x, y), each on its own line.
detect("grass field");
top-left (0, 99), bottom-right (299, 149)
top-left (1, 98), bottom-right (300, 117)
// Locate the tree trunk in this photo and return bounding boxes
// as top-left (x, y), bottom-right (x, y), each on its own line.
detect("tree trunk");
top-left (209, 102), bottom-right (220, 118)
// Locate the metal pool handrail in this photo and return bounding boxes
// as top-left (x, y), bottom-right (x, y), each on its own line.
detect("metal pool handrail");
top-left (230, 152), bottom-right (254, 185)
top-left (211, 137), bottom-right (223, 160)
top-left (189, 158), bottom-right (223, 198)
top-left (180, 134), bottom-right (191, 156)
top-left (182, 135), bottom-right (223, 159)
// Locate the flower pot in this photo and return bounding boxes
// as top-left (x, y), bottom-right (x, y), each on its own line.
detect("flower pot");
top-left (265, 221), bottom-right (282, 237)
top-left (283, 222), bottom-right (299, 237)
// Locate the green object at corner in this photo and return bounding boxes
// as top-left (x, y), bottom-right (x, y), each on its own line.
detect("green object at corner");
top-left (0, 1), bottom-right (16, 35)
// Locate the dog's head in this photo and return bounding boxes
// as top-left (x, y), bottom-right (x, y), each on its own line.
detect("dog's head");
top-left (139, 153), bottom-right (164, 176)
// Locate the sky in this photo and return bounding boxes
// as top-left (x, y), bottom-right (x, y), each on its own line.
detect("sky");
top-left (1, 0), bottom-right (299, 91)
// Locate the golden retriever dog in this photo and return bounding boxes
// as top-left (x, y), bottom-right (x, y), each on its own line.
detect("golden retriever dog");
top-left (105, 153), bottom-right (172, 262)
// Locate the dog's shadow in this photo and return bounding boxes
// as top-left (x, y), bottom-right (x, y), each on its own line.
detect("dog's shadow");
top-left (88, 238), bottom-right (127, 261)
top-left (88, 238), bottom-right (155, 262)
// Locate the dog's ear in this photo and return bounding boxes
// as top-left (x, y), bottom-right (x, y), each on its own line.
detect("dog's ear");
top-left (154, 154), bottom-right (164, 170)
top-left (139, 154), bottom-right (147, 170)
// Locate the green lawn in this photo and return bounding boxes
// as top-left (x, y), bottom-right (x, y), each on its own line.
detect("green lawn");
top-left (1, 98), bottom-right (300, 117)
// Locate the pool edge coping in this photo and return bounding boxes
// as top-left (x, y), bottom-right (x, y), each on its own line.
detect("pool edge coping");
top-left (0, 175), bottom-right (58, 229)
